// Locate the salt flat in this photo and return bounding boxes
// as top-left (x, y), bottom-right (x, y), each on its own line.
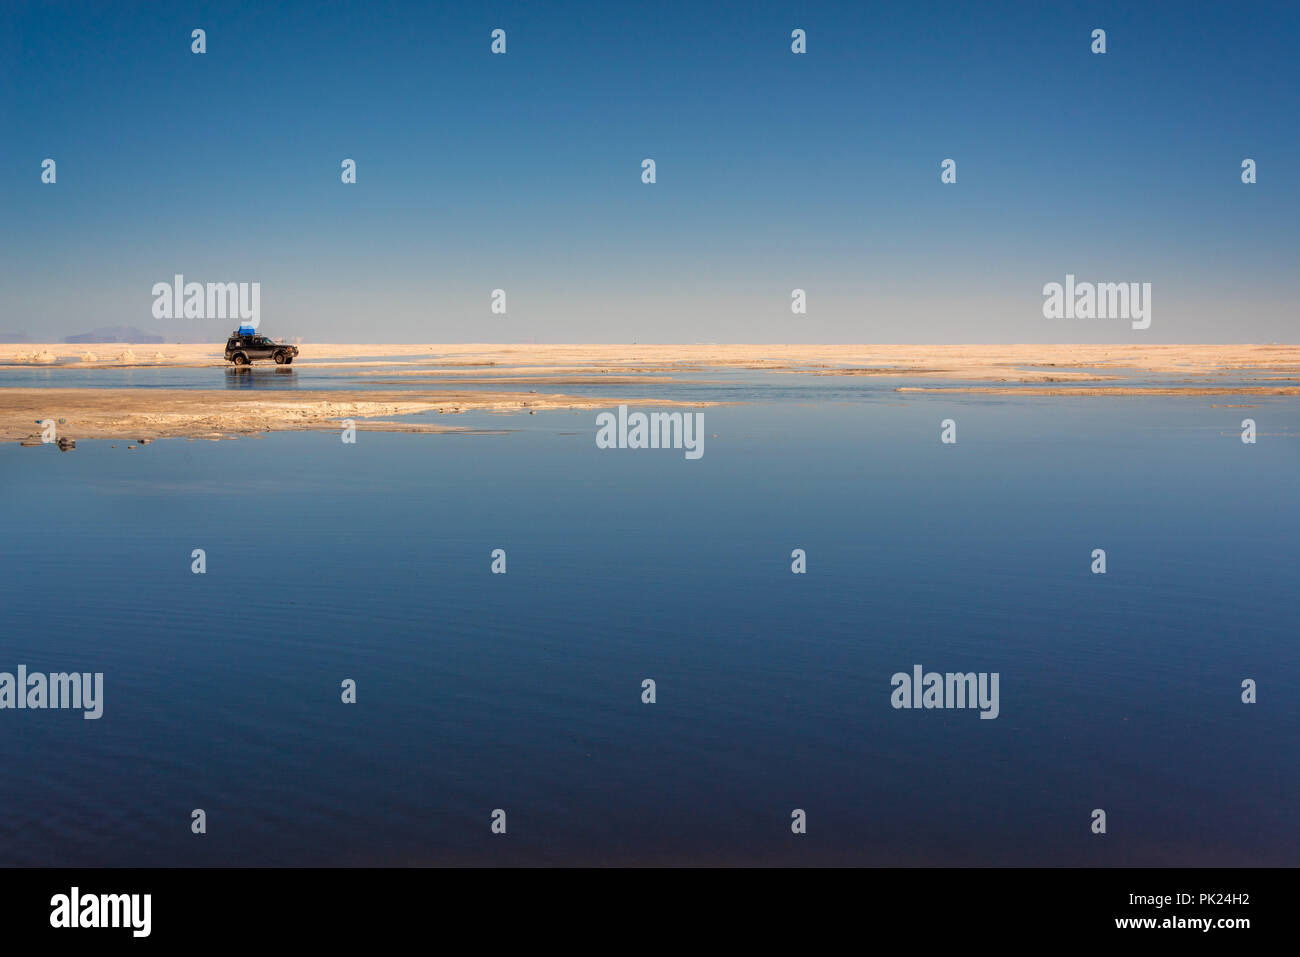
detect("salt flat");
top-left (5, 342), bottom-right (1299, 378)
top-left (3, 343), bottom-right (1298, 442)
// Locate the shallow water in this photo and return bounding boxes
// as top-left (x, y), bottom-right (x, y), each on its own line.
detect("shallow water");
top-left (1, 381), bottom-right (1297, 865)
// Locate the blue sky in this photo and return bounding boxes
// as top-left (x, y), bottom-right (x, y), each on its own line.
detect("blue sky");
top-left (2, 0), bottom-right (1296, 342)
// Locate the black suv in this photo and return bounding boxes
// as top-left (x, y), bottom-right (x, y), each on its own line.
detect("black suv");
top-left (225, 332), bottom-right (299, 365)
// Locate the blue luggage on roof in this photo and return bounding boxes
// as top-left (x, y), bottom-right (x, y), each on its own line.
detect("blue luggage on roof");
top-left (237, 324), bottom-right (256, 336)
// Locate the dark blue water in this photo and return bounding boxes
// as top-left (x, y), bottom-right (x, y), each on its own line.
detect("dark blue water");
top-left (2, 391), bottom-right (1297, 865)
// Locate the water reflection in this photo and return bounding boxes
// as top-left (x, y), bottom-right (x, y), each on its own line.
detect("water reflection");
top-left (224, 366), bottom-right (298, 389)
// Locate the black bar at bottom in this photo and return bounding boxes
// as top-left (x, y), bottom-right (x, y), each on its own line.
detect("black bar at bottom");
top-left (1, 867), bottom-right (1272, 943)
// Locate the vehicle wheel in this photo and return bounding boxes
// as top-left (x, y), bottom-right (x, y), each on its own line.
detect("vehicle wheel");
top-left (232, 353), bottom-right (248, 366)
top-left (284, 357), bottom-right (294, 365)
top-left (274, 351), bottom-right (287, 364)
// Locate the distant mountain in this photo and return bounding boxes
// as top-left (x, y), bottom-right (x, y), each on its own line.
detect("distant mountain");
top-left (63, 326), bottom-right (165, 344)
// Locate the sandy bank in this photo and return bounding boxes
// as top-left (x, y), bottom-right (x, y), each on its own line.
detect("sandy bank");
top-left (1, 388), bottom-right (717, 442)
top-left (896, 385), bottom-right (1300, 397)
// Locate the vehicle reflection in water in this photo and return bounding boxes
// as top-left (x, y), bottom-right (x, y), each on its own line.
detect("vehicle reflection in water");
top-left (224, 367), bottom-right (299, 390)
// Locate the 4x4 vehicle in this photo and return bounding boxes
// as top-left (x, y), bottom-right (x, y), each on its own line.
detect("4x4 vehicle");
top-left (225, 329), bottom-right (299, 365)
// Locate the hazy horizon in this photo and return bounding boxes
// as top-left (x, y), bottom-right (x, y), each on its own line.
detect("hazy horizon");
top-left (8, 331), bottom-right (1300, 346)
